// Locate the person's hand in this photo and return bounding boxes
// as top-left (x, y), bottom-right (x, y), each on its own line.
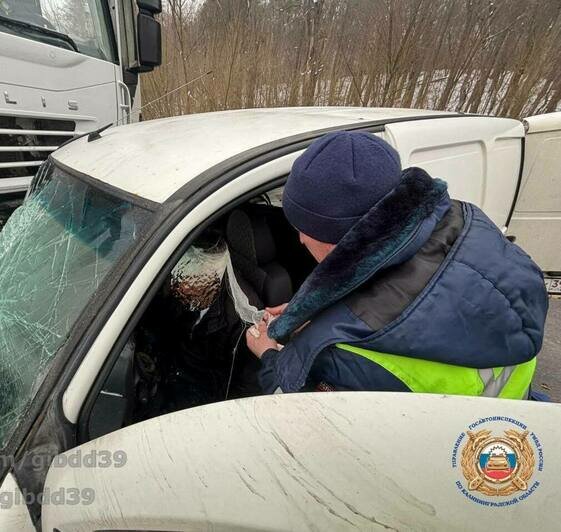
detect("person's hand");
top-left (265, 303), bottom-right (288, 317)
top-left (263, 303), bottom-right (288, 325)
top-left (246, 320), bottom-right (280, 359)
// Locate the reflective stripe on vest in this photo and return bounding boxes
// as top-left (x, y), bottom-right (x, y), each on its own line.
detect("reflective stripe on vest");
top-left (336, 343), bottom-right (536, 399)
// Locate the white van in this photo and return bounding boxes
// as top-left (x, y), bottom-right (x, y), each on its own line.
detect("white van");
top-left (0, 107), bottom-right (559, 531)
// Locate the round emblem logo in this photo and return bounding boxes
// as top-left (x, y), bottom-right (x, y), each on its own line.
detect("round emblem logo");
top-left (462, 429), bottom-right (534, 496)
top-left (451, 417), bottom-right (544, 506)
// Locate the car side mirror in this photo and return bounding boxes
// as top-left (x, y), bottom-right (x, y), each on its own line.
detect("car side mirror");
top-left (135, 0), bottom-right (162, 72)
top-left (137, 0), bottom-right (162, 11)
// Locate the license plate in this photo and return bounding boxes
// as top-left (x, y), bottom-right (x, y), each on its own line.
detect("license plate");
top-left (545, 277), bottom-right (561, 294)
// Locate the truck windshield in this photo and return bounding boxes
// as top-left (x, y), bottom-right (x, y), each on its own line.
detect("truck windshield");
top-left (0, 162), bottom-right (152, 449)
top-left (0, 0), bottom-right (115, 62)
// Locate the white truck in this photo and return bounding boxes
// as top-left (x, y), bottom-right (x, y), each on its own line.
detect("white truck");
top-left (0, 0), bottom-right (162, 195)
top-left (0, 107), bottom-right (559, 531)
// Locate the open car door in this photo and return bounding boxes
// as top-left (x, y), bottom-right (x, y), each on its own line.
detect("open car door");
top-left (42, 393), bottom-right (559, 531)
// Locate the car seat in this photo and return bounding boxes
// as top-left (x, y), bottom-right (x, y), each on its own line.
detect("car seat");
top-left (226, 208), bottom-right (293, 309)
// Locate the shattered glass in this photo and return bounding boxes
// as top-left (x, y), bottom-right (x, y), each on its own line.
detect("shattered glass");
top-left (170, 233), bottom-right (265, 325)
top-left (0, 163), bottom-right (151, 449)
top-left (170, 236), bottom-right (229, 312)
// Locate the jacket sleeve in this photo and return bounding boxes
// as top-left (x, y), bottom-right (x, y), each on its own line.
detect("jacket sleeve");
top-left (258, 349), bottom-right (282, 393)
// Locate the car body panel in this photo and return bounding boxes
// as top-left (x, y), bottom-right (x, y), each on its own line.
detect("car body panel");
top-left (385, 116), bottom-right (524, 227)
top-left (0, 473), bottom-right (35, 531)
top-left (51, 107), bottom-right (455, 203)
top-left (509, 112), bottom-right (561, 271)
top-left (43, 392), bottom-right (560, 531)
top-left (3, 107), bottom-right (555, 530)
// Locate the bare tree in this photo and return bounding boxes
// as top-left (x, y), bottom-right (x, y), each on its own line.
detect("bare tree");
top-left (141, 0), bottom-right (561, 121)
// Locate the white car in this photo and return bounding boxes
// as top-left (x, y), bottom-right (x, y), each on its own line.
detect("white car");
top-left (0, 107), bottom-right (560, 531)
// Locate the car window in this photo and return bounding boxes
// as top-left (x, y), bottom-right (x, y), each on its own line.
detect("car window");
top-left (86, 228), bottom-right (257, 440)
top-left (0, 0), bottom-right (116, 62)
top-left (0, 162), bottom-right (152, 449)
top-left (82, 197), bottom-right (318, 441)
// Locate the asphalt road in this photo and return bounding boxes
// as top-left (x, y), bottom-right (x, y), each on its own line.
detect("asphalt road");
top-left (534, 297), bottom-right (561, 402)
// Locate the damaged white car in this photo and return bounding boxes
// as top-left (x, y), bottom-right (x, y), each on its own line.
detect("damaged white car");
top-left (0, 107), bottom-right (560, 531)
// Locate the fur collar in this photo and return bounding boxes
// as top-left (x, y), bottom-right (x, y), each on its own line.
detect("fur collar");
top-left (268, 167), bottom-right (448, 343)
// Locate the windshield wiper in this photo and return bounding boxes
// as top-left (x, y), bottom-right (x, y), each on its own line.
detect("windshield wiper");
top-left (0, 14), bottom-right (78, 53)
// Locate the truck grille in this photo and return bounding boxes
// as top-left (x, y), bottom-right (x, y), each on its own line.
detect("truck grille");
top-left (0, 115), bottom-right (76, 192)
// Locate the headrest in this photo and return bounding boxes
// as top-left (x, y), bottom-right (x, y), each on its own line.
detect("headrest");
top-left (226, 209), bottom-right (277, 266)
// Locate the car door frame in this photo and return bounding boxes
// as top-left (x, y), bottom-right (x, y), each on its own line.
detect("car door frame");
top-left (72, 113), bottom-right (482, 438)
top-left (77, 114), bottom-right (531, 442)
top-left (63, 120), bottom-right (394, 431)
top-left (75, 166), bottom-right (293, 443)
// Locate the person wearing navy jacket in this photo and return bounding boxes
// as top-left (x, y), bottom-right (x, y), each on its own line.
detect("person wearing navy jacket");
top-left (245, 131), bottom-right (548, 399)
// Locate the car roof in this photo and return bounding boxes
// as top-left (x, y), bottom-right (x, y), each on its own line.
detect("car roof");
top-left (52, 107), bottom-right (455, 204)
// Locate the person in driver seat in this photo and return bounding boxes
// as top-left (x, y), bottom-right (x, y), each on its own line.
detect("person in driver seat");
top-left (246, 131), bottom-right (548, 399)
top-left (136, 230), bottom-right (243, 413)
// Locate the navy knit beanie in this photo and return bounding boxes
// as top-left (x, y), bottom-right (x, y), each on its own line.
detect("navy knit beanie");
top-left (282, 131), bottom-right (402, 244)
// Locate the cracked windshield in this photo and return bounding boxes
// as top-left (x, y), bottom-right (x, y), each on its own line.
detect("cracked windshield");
top-left (0, 0), bottom-right (115, 61)
top-left (0, 163), bottom-right (151, 449)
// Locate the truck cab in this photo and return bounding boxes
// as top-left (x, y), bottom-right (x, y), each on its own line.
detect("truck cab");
top-left (0, 107), bottom-right (559, 531)
top-left (0, 0), bottom-right (161, 194)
